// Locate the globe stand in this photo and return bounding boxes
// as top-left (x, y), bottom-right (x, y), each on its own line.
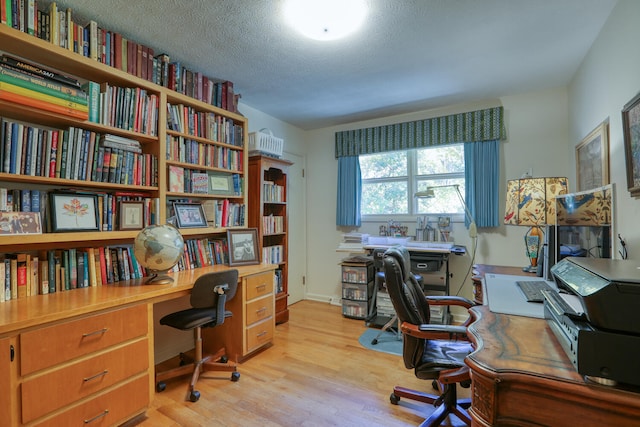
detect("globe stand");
top-left (145, 271), bottom-right (175, 285)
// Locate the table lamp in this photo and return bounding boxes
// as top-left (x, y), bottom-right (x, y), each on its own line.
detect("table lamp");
top-left (414, 184), bottom-right (477, 239)
top-left (504, 177), bottom-right (568, 272)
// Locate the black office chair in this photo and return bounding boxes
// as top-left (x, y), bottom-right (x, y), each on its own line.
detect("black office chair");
top-left (382, 246), bottom-right (475, 427)
top-left (371, 247), bottom-right (423, 345)
top-left (155, 269), bottom-right (240, 402)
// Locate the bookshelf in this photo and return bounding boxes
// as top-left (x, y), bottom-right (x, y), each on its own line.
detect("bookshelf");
top-left (248, 155), bottom-right (292, 324)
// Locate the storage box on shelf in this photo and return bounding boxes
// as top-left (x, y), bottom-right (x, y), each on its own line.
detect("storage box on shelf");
top-left (248, 155), bottom-right (292, 324)
top-left (341, 259), bottom-right (375, 320)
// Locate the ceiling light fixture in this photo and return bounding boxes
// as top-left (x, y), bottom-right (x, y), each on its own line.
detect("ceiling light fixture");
top-left (283, 0), bottom-right (367, 41)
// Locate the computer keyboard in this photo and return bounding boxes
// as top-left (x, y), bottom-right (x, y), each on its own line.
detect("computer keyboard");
top-left (516, 280), bottom-right (554, 303)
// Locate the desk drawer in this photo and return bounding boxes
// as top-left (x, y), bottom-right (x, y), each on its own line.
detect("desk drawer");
top-left (21, 339), bottom-right (148, 423)
top-left (246, 297), bottom-right (273, 325)
top-left (245, 272), bottom-right (274, 300)
top-left (30, 375), bottom-right (148, 427)
top-left (246, 319), bottom-right (274, 353)
top-left (20, 305), bottom-right (147, 376)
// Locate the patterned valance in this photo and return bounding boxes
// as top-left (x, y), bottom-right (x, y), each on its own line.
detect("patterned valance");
top-left (335, 106), bottom-right (505, 158)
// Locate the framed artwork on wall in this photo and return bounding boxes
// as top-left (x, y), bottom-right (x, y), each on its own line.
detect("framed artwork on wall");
top-left (575, 121), bottom-right (609, 191)
top-left (622, 92), bottom-right (640, 196)
top-left (50, 193), bottom-right (100, 232)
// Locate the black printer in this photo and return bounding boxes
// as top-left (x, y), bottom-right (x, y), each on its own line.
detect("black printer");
top-left (548, 257), bottom-right (640, 387)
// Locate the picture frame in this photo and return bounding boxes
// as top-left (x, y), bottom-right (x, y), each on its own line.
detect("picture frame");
top-left (119, 201), bottom-right (144, 230)
top-left (575, 121), bottom-right (609, 192)
top-left (622, 92), bottom-right (640, 196)
top-left (227, 228), bottom-right (260, 266)
top-left (50, 193), bottom-right (100, 232)
top-left (0, 212), bottom-right (42, 235)
top-left (173, 202), bottom-right (208, 228)
top-left (208, 172), bottom-right (236, 196)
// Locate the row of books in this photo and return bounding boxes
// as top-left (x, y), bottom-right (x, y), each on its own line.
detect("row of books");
top-left (0, 188), bottom-right (158, 232)
top-left (168, 165), bottom-right (243, 194)
top-left (92, 82), bottom-right (158, 136)
top-left (263, 181), bottom-right (286, 202)
top-left (166, 103), bottom-right (244, 147)
top-left (262, 244), bottom-right (284, 265)
top-left (174, 237), bottom-right (229, 272)
top-left (201, 199), bottom-right (246, 228)
top-left (166, 135), bottom-right (244, 172)
top-left (0, 1), bottom-right (240, 113)
top-left (274, 269), bottom-right (284, 294)
top-left (0, 54), bottom-right (89, 120)
top-left (262, 215), bottom-right (285, 235)
top-left (0, 118), bottom-right (159, 186)
top-left (0, 246), bottom-right (145, 301)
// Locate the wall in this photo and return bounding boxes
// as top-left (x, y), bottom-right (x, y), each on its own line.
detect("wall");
top-left (305, 92), bottom-right (570, 306)
top-left (569, 0), bottom-right (640, 261)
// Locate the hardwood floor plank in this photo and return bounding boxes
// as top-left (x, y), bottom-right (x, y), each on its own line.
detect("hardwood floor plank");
top-left (139, 300), bottom-right (468, 426)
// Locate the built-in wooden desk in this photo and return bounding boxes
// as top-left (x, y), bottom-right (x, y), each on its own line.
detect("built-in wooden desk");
top-left (466, 265), bottom-right (640, 427)
top-left (0, 263), bottom-right (276, 427)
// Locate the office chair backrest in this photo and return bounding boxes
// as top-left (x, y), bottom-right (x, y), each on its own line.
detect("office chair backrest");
top-left (191, 269), bottom-right (239, 309)
top-left (383, 246), bottom-right (430, 369)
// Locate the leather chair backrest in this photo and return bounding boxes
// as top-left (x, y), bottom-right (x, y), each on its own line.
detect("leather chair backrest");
top-left (191, 269), bottom-right (239, 308)
top-left (383, 246), bottom-right (430, 369)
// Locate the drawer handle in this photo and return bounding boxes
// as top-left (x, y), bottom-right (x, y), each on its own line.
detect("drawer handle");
top-left (83, 370), bottom-right (109, 382)
top-left (82, 328), bottom-right (108, 338)
top-left (256, 307), bottom-right (267, 314)
top-left (255, 284), bottom-right (267, 291)
top-left (256, 331), bottom-right (267, 338)
top-left (84, 410), bottom-right (109, 424)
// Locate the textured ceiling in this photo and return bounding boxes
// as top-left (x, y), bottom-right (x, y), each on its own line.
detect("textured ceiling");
top-left (56, 0), bottom-right (617, 130)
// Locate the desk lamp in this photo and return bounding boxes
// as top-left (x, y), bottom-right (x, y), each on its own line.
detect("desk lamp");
top-left (504, 177), bottom-right (568, 272)
top-left (414, 184), bottom-right (477, 239)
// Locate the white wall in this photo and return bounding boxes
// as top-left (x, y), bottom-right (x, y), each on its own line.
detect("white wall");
top-left (569, 0), bottom-right (640, 261)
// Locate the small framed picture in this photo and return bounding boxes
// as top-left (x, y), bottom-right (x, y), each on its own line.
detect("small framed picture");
top-left (174, 202), bottom-right (208, 228)
top-left (50, 193), bottom-right (100, 232)
top-left (208, 172), bottom-right (236, 196)
top-left (0, 212), bottom-right (42, 234)
top-left (119, 201), bottom-right (144, 230)
top-left (576, 121), bottom-right (609, 192)
top-left (227, 228), bottom-right (260, 266)
top-left (622, 92), bottom-right (640, 196)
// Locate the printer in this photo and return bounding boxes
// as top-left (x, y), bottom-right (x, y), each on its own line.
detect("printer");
top-left (548, 257), bottom-right (640, 387)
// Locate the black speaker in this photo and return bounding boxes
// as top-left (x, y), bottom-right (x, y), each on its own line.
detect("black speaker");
top-left (542, 226), bottom-right (556, 280)
top-left (536, 246), bottom-right (545, 277)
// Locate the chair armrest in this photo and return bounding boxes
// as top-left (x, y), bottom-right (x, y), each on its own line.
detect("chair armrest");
top-left (401, 322), bottom-right (469, 341)
top-left (426, 295), bottom-right (475, 309)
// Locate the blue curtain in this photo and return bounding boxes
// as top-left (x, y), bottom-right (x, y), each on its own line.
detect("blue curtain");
top-left (464, 140), bottom-right (500, 228)
top-left (336, 156), bottom-right (361, 226)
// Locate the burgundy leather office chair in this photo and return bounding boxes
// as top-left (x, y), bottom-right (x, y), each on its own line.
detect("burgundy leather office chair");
top-left (155, 269), bottom-right (240, 402)
top-left (382, 246), bottom-right (475, 426)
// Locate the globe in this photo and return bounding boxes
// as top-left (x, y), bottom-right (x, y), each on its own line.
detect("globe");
top-left (134, 224), bottom-right (185, 284)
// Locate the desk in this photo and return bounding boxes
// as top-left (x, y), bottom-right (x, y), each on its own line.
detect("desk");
top-left (0, 263), bottom-right (276, 426)
top-left (466, 265), bottom-right (640, 427)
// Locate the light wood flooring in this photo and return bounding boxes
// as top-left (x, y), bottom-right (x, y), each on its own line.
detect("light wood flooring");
top-left (138, 300), bottom-right (469, 427)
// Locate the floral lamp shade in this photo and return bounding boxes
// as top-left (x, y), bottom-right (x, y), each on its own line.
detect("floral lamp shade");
top-left (504, 177), bottom-right (569, 226)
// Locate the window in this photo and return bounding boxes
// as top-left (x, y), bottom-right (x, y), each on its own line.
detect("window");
top-left (360, 144), bottom-right (465, 218)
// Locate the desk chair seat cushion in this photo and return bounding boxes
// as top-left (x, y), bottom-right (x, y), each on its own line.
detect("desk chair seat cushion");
top-left (160, 308), bottom-right (232, 331)
top-left (416, 340), bottom-right (474, 380)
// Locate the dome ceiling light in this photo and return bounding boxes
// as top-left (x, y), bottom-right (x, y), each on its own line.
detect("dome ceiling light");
top-left (283, 0), bottom-right (367, 41)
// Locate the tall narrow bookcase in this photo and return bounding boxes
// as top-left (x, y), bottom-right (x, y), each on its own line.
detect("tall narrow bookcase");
top-left (248, 155), bottom-right (293, 324)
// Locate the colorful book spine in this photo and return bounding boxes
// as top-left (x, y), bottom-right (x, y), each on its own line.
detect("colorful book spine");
top-left (0, 81), bottom-right (88, 111)
top-left (0, 64), bottom-right (88, 104)
top-left (0, 88), bottom-right (88, 120)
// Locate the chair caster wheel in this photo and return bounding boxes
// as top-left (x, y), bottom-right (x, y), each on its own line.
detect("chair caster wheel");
top-left (189, 390), bottom-right (200, 402)
top-left (231, 371), bottom-right (240, 382)
top-left (432, 380), bottom-right (438, 390)
top-left (220, 355), bottom-right (228, 363)
top-left (390, 393), bottom-right (400, 405)
top-left (156, 382), bottom-right (166, 392)
top-left (371, 339), bottom-right (378, 345)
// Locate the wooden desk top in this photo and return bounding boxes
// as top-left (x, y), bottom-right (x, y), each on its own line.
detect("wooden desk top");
top-left (466, 265), bottom-right (640, 426)
top-left (0, 263), bottom-right (276, 336)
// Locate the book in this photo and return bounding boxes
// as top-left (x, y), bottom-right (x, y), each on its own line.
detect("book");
top-left (168, 165), bottom-right (184, 193)
top-left (16, 253), bottom-right (29, 298)
top-left (0, 53), bottom-right (80, 88)
top-left (0, 81), bottom-right (89, 111)
top-left (0, 64), bottom-right (88, 104)
top-left (81, 81), bottom-right (100, 123)
top-left (191, 172), bottom-right (208, 194)
top-left (0, 88), bottom-right (89, 120)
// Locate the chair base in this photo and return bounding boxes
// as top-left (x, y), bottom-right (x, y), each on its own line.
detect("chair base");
top-left (390, 384), bottom-right (471, 427)
top-left (155, 346), bottom-right (239, 402)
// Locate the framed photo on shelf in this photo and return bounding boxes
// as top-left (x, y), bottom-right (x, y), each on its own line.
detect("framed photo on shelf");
top-left (576, 121), bottom-right (609, 191)
top-left (50, 193), bottom-right (100, 232)
top-left (208, 172), bottom-right (236, 196)
top-left (0, 212), bottom-right (42, 235)
top-left (174, 202), bottom-right (208, 228)
top-left (119, 201), bottom-right (144, 230)
top-left (622, 92), bottom-right (640, 196)
top-left (227, 228), bottom-right (260, 266)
